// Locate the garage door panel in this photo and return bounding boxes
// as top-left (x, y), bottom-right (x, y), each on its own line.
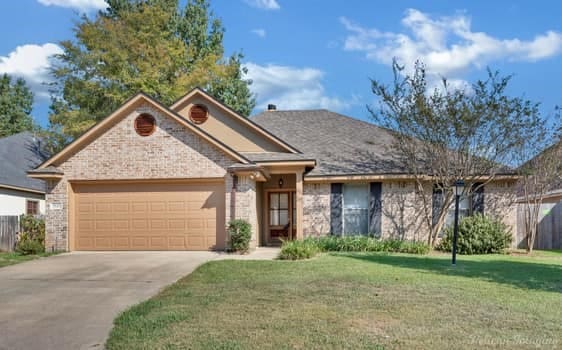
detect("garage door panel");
top-left (113, 236), bottom-right (130, 249)
top-left (150, 236), bottom-right (167, 249)
top-left (168, 236), bottom-right (186, 249)
top-left (132, 219), bottom-right (148, 230)
top-left (132, 237), bottom-right (149, 249)
top-left (113, 220), bottom-right (129, 230)
top-left (94, 237), bottom-right (112, 249)
top-left (73, 182), bottom-right (225, 251)
top-left (113, 202), bottom-right (130, 213)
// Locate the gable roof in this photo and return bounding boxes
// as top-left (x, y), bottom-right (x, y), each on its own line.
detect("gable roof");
top-left (0, 132), bottom-right (48, 193)
top-left (36, 92), bottom-right (251, 170)
top-left (171, 87), bottom-right (301, 154)
top-left (252, 109), bottom-right (408, 177)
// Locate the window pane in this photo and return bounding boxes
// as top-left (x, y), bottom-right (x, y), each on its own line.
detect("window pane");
top-left (279, 210), bottom-right (289, 226)
top-left (459, 196), bottom-right (470, 210)
top-left (444, 195), bottom-right (470, 228)
top-left (270, 209), bottom-right (279, 226)
top-left (343, 184), bottom-right (368, 209)
top-left (343, 209), bottom-right (368, 234)
top-left (279, 193), bottom-right (289, 209)
top-left (270, 194), bottom-right (279, 209)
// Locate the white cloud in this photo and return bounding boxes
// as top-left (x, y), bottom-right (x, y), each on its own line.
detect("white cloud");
top-left (251, 29), bottom-right (267, 38)
top-left (37, 0), bottom-right (106, 12)
top-left (0, 43), bottom-right (63, 99)
top-left (341, 9), bottom-right (562, 84)
top-left (244, 62), bottom-right (352, 111)
top-left (244, 0), bottom-right (280, 10)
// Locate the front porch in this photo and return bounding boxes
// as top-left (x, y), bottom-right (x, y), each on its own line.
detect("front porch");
top-left (257, 171), bottom-right (304, 246)
top-left (228, 160), bottom-right (314, 249)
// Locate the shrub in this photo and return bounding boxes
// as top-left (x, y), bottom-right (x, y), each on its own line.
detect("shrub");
top-left (15, 215), bottom-right (45, 255)
top-left (227, 219), bottom-right (252, 253)
top-left (437, 214), bottom-right (512, 255)
top-left (278, 239), bottom-right (319, 260)
top-left (279, 236), bottom-right (430, 260)
top-left (15, 238), bottom-right (45, 255)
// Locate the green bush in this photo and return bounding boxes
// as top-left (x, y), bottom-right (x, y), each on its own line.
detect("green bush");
top-left (278, 239), bottom-right (320, 260)
top-left (227, 219), bottom-right (252, 253)
top-left (436, 214), bottom-right (512, 255)
top-left (15, 215), bottom-right (45, 255)
top-left (15, 238), bottom-right (45, 255)
top-left (279, 236), bottom-right (430, 260)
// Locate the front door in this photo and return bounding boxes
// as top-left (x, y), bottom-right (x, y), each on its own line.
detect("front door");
top-left (267, 191), bottom-right (296, 244)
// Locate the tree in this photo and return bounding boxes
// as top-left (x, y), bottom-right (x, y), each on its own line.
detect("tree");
top-left (370, 60), bottom-right (542, 247)
top-left (0, 74), bottom-right (35, 137)
top-left (48, 0), bottom-right (255, 149)
top-left (516, 107), bottom-right (562, 252)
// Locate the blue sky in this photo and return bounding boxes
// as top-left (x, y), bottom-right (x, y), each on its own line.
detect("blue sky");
top-left (1, 0), bottom-right (561, 127)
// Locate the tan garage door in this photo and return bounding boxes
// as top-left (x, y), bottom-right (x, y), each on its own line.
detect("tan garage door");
top-left (72, 181), bottom-right (225, 251)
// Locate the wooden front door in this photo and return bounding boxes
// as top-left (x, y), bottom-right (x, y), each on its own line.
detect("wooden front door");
top-left (267, 191), bottom-right (296, 244)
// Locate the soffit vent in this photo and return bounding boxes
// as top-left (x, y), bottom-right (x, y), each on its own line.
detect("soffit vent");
top-left (134, 113), bottom-right (156, 136)
top-left (189, 104), bottom-right (209, 124)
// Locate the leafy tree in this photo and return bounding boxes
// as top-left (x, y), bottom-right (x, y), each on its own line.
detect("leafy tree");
top-left (515, 107), bottom-right (562, 252)
top-left (0, 74), bottom-right (35, 137)
top-left (48, 0), bottom-right (255, 148)
top-left (370, 60), bottom-right (542, 247)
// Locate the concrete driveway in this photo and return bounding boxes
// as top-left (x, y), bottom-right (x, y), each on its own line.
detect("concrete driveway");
top-left (0, 251), bottom-right (222, 350)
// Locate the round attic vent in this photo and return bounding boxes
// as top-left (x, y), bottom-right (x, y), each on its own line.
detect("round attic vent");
top-left (189, 104), bottom-right (208, 124)
top-left (134, 113), bottom-right (156, 136)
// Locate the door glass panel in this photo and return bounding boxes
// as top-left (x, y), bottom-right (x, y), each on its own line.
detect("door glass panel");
top-left (279, 210), bottom-right (289, 226)
top-left (279, 193), bottom-right (289, 209)
top-left (270, 209), bottom-right (279, 226)
top-left (270, 193), bottom-right (279, 209)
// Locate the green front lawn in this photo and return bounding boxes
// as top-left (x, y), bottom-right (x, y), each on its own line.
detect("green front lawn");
top-left (0, 252), bottom-right (54, 268)
top-left (107, 252), bottom-right (562, 350)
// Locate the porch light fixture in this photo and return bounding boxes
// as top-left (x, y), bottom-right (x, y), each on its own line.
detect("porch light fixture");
top-left (278, 178), bottom-right (284, 188)
top-left (452, 179), bottom-right (464, 266)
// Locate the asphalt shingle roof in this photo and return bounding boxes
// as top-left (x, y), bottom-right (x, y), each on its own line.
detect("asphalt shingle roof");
top-left (251, 110), bottom-right (406, 177)
top-left (0, 132), bottom-right (49, 192)
top-left (240, 152), bottom-right (315, 163)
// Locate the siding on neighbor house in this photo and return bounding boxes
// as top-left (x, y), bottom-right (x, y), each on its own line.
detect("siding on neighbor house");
top-left (44, 103), bottom-right (255, 251)
top-left (0, 188), bottom-right (45, 216)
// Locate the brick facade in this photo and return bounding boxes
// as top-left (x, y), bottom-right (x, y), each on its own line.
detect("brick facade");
top-left (42, 102), bottom-right (518, 251)
top-left (44, 104), bottom-right (249, 251)
top-left (303, 183), bottom-right (331, 237)
top-left (225, 175), bottom-right (259, 248)
top-left (299, 180), bottom-right (517, 244)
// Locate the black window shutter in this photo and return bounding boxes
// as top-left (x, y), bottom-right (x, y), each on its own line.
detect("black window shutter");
top-left (369, 182), bottom-right (382, 237)
top-left (432, 185), bottom-right (443, 227)
top-left (471, 183), bottom-right (485, 214)
top-left (330, 183), bottom-right (343, 235)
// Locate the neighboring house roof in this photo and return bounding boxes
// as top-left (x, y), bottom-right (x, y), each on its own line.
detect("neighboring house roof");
top-left (0, 132), bottom-right (48, 193)
top-left (252, 110), bottom-right (407, 177)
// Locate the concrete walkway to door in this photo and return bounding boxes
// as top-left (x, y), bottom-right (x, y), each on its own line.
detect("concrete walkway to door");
top-left (0, 248), bottom-right (279, 350)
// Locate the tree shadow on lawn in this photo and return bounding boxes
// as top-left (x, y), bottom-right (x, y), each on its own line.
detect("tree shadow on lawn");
top-left (339, 253), bottom-right (562, 294)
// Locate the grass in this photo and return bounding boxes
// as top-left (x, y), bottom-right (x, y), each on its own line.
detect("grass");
top-left (107, 252), bottom-right (562, 350)
top-left (0, 251), bottom-right (55, 268)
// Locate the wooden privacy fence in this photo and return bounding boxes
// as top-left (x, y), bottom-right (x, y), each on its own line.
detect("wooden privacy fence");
top-left (517, 203), bottom-right (562, 250)
top-left (0, 216), bottom-right (19, 252)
